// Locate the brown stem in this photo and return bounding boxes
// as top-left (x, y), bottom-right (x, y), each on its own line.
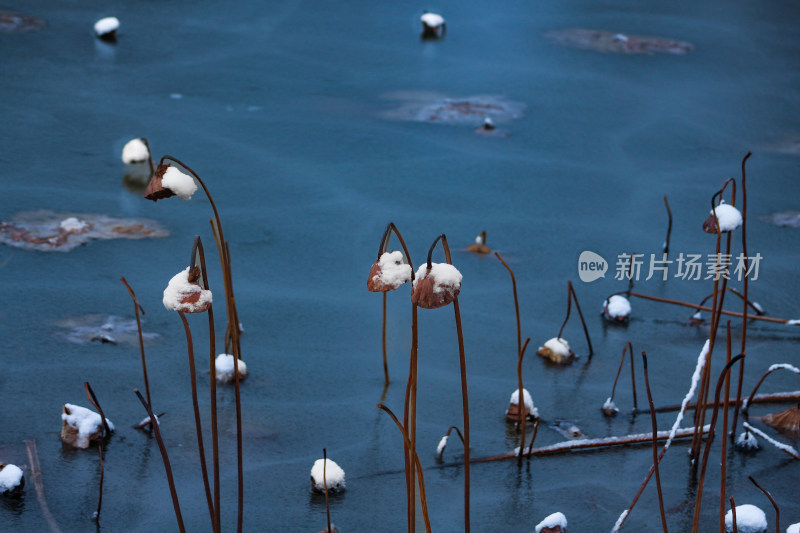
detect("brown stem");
top-left (177, 311), bottom-right (215, 527)
top-left (642, 352), bottom-right (668, 533)
top-left (141, 137), bottom-right (154, 177)
top-left (195, 236), bottom-right (221, 533)
top-left (516, 339), bottom-right (532, 462)
top-left (526, 418), bottom-right (541, 457)
top-left (403, 301), bottom-right (419, 533)
top-left (730, 496), bottom-right (738, 533)
top-left (120, 277), bottom-right (151, 409)
top-left (633, 391), bottom-right (800, 415)
top-left (25, 440), bottom-right (63, 533)
top-left (732, 153), bottom-right (752, 439)
top-left (441, 235), bottom-right (470, 533)
top-left (570, 281), bottom-right (593, 356)
top-left (83, 382), bottom-right (111, 439)
top-left (609, 342), bottom-right (638, 411)
top-left (323, 448), bottom-right (332, 533)
top-left (226, 251), bottom-right (244, 533)
top-left (622, 291), bottom-right (793, 324)
top-left (134, 389), bottom-right (186, 533)
top-left (747, 475), bottom-right (779, 533)
top-left (692, 354), bottom-right (744, 532)
top-left (742, 364), bottom-right (800, 421)
top-left (378, 404), bottom-right (432, 533)
top-left (720, 323), bottom-right (732, 533)
top-left (663, 195), bottom-right (673, 255)
top-left (692, 287), bottom-right (764, 317)
top-left (94, 444), bottom-right (104, 522)
top-left (382, 292), bottom-right (389, 384)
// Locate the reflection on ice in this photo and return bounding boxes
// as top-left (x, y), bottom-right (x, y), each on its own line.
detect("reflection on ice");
top-left (380, 92), bottom-right (524, 126)
top-left (0, 12), bottom-right (45, 33)
top-left (0, 210), bottom-right (168, 252)
top-left (545, 28), bottom-right (693, 55)
top-left (54, 314), bottom-right (160, 345)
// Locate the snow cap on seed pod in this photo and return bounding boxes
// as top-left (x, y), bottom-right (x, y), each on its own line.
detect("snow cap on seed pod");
top-left (602, 397), bottom-right (619, 417)
top-left (506, 388), bottom-right (538, 421)
top-left (735, 430), bottom-right (760, 452)
top-left (0, 464), bottom-right (24, 497)
top-left (535, 511), bottom-right (567, 533)
top-left (94, 17), bottom-right (119, 41)
top-left (602, 294), bottom-right (631, 322)
top-left (60, 403), bottom-right (115, 449)
top-left (163, 266), bottom-right (212, 313)
top-left (466, 230), bottom-right (491, 255)
top-left (537, 337), bottom-right (575, 364)
top-left (725, 504), bottom-right (767, 533)
top-left (215, 353), bottom-right (248, 383)
top-left (310, 458), bottom-right (345, 493)
top-left (412, 261), bottom-right (462, 309)
top-left (420, 11), bottom-right (445, 39)
top-left (786, 523), bottom-right (800, 533)
top-left (121, 138), bottom-right (150, 165)
top-left (703, 202), bottom-right (742, 234)
top-left (367, 250), bottom-right (412, 292)
top-left (145, 164), bottom-right (197, 201)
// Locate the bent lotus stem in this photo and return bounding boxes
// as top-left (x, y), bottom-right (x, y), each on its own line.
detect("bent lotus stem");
top-left (620, 291), bottom-right (793, 325)
top-left (120, 277), bottom-right (152, 410)
top-left (83, 382), bottom-right (111, 438)
top-left (376, 222), bottom-right (415, 385)
top-left (663, 195), bottom-right (672, 255)
top-left (135, 389), bottom-right (185, 533)
top-left (692, 354), bottom-right (745, 533)
top-left (439, 234), bottom-right (471, 532)
top-left (160, 155), bottom-right (241, 359)
top-left (178, 310), bottom-right (215, 527)
top-left (141, 137), bottom-right (155, 177)
top-left (377, 404), bottom-right (432, 533)
top-left (748, 475), bottom-right (779, 533)
top-left (641, 352), bottom-right (668, 533)
top-left (556, 281), bottom-right (594, 356)
top-left (720, 323), bottom-right (733, 533)
top-left (525, 418), bottom-right (541, 458)
top-left (731, 152), bottom-right (753, 440)
top-left (742, 364), bottom-right (800, 421)
top-left (192, 236), bottom-right (221, 533)
top-left (692, 287), bottom-right (764, 318)
top-left (495, 252), bottom-right (526, 462)
top-left (610, 342), bottom-right (638, 411)
top-left (95, 443), bottom-right (104, 522)
top-left (729, 496), bottom-right (738, 533)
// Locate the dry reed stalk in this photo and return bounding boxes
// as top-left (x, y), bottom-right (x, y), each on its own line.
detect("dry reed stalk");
top-left (642, 352), bottom-right (668, 533)
top-left (83, 383), bottom-right (109, 523)
top-left (525, 418), bottom-right (541, 457)
top-left (323, 448), bottom-right (333, 533)
top-left (730, 496), bottom-right (738, 533)
top-left (633, 391), bottom-right (800, 415)
top-left (663, 195), bottom-right (673, 255)
top-left (720, 322), bottom-right (733, 533)
top-left (135, 389), bottom-right (186, 533)
top-left (94, 444), bottom-right (104, 522)
top-left (692, 354), bottom-right (744, 532)
top-left (622, 291), bottom-right (794, 325)
top-left (515, 339), bottom-right (532, 462)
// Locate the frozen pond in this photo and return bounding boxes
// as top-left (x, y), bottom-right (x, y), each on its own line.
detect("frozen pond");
top-left (2, 0), bottom-right (800, 531)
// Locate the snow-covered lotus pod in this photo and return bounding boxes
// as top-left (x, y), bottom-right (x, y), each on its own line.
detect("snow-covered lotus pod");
top-left (786, 522), bottom-right (800, 533)
top-left (602, 397), bottom-right (619, 417)
top-left (735, 430), bottom-right (760, 452)
top-left (367, 251), bottom-right (412, 292)
top-left (215, 353), bottom-right (248, 383)
top-left (602, 295), bottom-right (631, 323)
top-left (145, 164), bottom-right (198, 201)
top-left (315, 525), bottom-right (340, 533)
top-left (761, 406), bottom-right (800, 436)
top-left (466, 231), bottom-right (490, 255)
top-left (94, 17), bottom-right (119, 41)
top-left (537, 337), bottom-right (575, 365)
top-left (506, 388), bottom-right (538, 421)
top-left (310, 458), bottom-right (345, 493)
top-left (703, 202), bottom-right (743, 234)
top-left (725, 504), bottom-right (767, 533)
top-left (60, 403), bottom-right (114, 449)
top-left (0, 464), bottom-right (24, 497)
top-left (411, 262), bottom-right (462, 309)
top-left (535, 511), bottom-right (567, 533)
top-left (420, 12), bottom-right (445, 39)
top-left (163, 266), bottom-right (212, 313)
top-left (121, 138), bottom-right (150, 165)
